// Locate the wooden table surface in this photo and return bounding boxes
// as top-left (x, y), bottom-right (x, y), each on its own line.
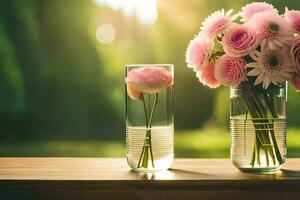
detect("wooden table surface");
top-left (0, 158), bottom-right (300, 200)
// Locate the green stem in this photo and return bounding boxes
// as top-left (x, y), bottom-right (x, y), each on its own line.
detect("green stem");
top-left (250, 140), bottom-right (256, 167)
top-left (262, 91), bottom-right (283, 164)
top-left (142, 95), bottom-right (149, 127)
top-left (137, 93), bottom-right (159, 169)
top-left (148, 93), bottom-right (158, 128)
top-left (265, 147), bottom-right (269, 167)
top-left (241, 86), bottom-right (275, 167)
top-left (242, 95), bottom-right (267, 147)
top-left (137, 94), bottom-right (149, 168)
top-left (243, 111), bottom-right (248, 155)
top-left (242, 96), bottom-right (264, 166)
top-left (250, 92), bottom-right (276, 165)
top-left (148, 94), bottom-right (151, 119)
top-left (147, 93), bottom-right (158, 167)
top-left (256, 134), bottom-right (261, 166)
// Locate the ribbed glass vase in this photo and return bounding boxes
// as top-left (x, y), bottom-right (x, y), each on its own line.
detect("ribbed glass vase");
top-left (230, 82), bottom-right (287, 173)
top-left (125, 64), bottom-right (174, 172)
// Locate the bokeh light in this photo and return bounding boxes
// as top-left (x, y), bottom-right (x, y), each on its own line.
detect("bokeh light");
top-left (96, 23), bottom-right (116, 44)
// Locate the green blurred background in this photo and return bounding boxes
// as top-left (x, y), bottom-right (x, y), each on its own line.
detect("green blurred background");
top-left (0, 0), bottom-right (299, 157)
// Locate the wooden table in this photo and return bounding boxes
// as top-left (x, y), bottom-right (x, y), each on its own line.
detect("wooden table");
top-left (0, 158), bottom-right (300, 200)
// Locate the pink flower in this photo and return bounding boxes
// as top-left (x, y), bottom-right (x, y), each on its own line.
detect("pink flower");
top-left (200, 9), bottom-right (238, 38)
top-left (240, 2), bottom-right (278, 22)
top-left (292, 73), bottom-right (300, 92)
top-left (284, 7), bottom-right (300, 33)
top-left (186, 35), bottom-right (213, 71)
top-left (125, 67), bottom-right (173, 95)
top-left (127, 84), bottom-right (142, 100)
top-left (291, 36), bottom-right (300, 72)
top-left (196, 64), bottom-right (220, 88)
top-left (246, 48), bottom-right (295, 89)
top-left (247, 11), bottom-right (294, 50)
top-left (215, 55), bottom-right (246, 86)
top-left (222, 25), bottom-right (258, 57)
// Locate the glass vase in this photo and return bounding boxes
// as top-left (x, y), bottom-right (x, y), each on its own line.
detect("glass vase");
top-left (125, 64), bottom-right (174, 172)
top-left (230, 82), bottom-right (287, 173)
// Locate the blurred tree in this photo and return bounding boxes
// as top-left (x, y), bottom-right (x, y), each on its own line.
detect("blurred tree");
top-left (213, 87), bottom-right (229, 128)
top-left (287, 84), bottom-right (300, 126)
top-left (0, 0), bottom-right (122, 139)
top-left (0, 13), bottom-right (25, 119)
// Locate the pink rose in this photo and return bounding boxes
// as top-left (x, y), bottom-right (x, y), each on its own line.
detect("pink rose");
top-left (284, 7), bottom-right (300, 32)
top-left (215, 55), bottom-right (246, 86)
top-left (292, 73), bottom-right (300, 92)
top-left (125, 67), bottom-right (173, 95)
top-left (196, 64), bottom-right (220, 88)
top-left (222, 25), bottom-right (258, 57)
top-left (291, 36), bottom-right (300, 72)
top-left (185, 35), bottom-right (213, 71)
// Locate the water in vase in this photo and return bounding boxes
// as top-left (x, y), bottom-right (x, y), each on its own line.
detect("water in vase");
top-left (126, 125), bottom-right (174, 172)
top-left (230, 116), bottom-right (286, 172)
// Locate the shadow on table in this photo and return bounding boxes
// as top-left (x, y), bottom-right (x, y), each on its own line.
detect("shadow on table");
top-left (169, 168), bottom-right (209, 175)
top-left (281, 169), bottom-right (300, 178)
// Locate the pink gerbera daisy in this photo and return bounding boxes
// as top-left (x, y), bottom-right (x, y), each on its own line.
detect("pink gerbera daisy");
top-left (239, 2), bottom-right (278, 22)
top-left (200, 9), bottom-right (238, 38)
top-left (196, 64), bottom-right (221, 88)
top-left (247, 11), bottom-right (294, 50)
top-left (246, 47), bottom-right (296, 89)
top-left (186, 35), bottom-right (214, 71)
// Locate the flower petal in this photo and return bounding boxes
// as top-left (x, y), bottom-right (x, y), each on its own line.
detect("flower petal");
top-left (247, 67), bottom-right (261, 76)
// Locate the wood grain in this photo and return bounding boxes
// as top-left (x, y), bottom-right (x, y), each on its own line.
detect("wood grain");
top-left (0, 158), bottom-right (300, 200)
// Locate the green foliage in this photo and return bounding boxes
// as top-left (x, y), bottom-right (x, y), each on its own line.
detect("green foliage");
top-left (213, 87), bottom-right (230, 127)
top-left (1, 127), bottom-right (300, 157)
top-left (287, 83), bottom-right (300, 126)
top-left (0, 17), bottom-right (25, 118)
top-left (0, 0), bottom-right (122, 139)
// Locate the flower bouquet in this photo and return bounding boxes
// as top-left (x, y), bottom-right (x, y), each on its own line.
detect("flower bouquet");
top-left (186, 2), bottom-right (300, 172)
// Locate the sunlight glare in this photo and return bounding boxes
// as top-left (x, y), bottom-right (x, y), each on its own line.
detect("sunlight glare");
top-left (94, 0), bottom-right (158, 25)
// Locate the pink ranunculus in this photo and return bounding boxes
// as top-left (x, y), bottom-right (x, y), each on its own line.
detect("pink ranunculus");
top-left (222, 25), bottom-right (258, 57)
top-left (215, 55), bottom-right (246, 86)
top-left (196, 64), bottom-right (220, 88)
top-left (125, 67), bottom-right (173, 95)
top-left (284, 7), bottom-right (300, 33)
top-left (185, 35), bottom-right (213, 71)
top-left (292, 73), bottom-right (300, 92)
top-left (240, 2), bottom-right (278, 22)
top-left (291, 36), bottom-right (300, 73)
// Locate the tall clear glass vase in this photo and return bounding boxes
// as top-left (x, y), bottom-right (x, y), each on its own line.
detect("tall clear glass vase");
top-left (125, 64), bottom-right (174, 172)
top-left (230, 82), bottom-right (287, 173)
